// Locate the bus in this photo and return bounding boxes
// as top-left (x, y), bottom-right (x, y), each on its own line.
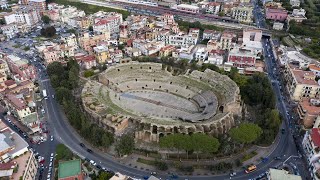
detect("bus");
top-left (245, 165), bottom-right (257, 173)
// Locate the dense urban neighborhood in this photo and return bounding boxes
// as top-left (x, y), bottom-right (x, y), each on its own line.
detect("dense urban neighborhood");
top-left (0, 0), bottom-right (319, 179)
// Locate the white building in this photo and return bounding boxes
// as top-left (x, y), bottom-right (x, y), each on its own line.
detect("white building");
top-left (60, 33), bottom-right (78, 48)
top-left (206, 2), bottom-right (220, 15)
top-left (132, 40), bottom-right (165, 56)
top-left (0, 24), bottom-right (18, 39)
top-left (206, 50), bottom-right (224, 65)
top-left (303, 128), bottom-right (320, 180)
top-left (195, 48), bottom-right (208, 61)
top-left (176, 4), bottom-right (200, 13)
top-left (290, 0), bottom-right (300, 7)
top-left (273, 22), bottom-right (284, 30)
top-left (4, 13), bottom-right (15, 24)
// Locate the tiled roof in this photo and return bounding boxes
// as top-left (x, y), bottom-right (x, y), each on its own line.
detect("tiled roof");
top-left (311, 128), bottom-right (320, 147)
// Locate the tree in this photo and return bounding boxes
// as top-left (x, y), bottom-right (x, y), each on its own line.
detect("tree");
top-left (229, 123), bottom-right (262, 144)
top-left (84, 70), bottom-right (95, 77)
top-left (68, 66), bottom-right (79, 89)
top-left (88, 26), bottom-right (93, 31)
top-left (154, 161), bottom-right (168, 171)
top-left (40, 26), bottom-right (56, 37)
top-left (41, 15), bottom-right (51, 24)
top-left (97, 171), bottom-right (114, 180)
top-left (50, 74), bottom-right (61, 88)
top-left (191, 133), bottom-right (220, 160)
top-left (115, 135), bottom-right (135, 157)
top-left (55, 144), bottom-right (73, 161)
top-left (55, 87), bottom-right (72, 104)
top-left (47, 61), bottom-right (64, 77)
top-left (218, 11), bottom-right (225, 17)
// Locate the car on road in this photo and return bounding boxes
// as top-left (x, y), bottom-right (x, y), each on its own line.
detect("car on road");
top-left (87, 149), bottom-right (93, 153)
top-left (79, 143), bottom-right (85, 148)
top-left (50, 135), bottom-right (54, 141)
top-left (281, 128), bottom-right (285, 134)
top-left (230, 172), bottom-right (236, 176)
top-left (150, 172), bottom-right (157, 175)
top-left (274, 156), bottom-right (282, 160)
top-left (96, 165), bottom-right (102, 169)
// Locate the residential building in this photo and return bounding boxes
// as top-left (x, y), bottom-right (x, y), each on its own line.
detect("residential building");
top-left (287, 8), bottom-right (307, 23)
top-left (0, 161), bottom-right (17, 178)
top-left (267, 168), bottom-right (302, 180)
top-left (28, 0), bottom-right (46, 16)
top-left (206, 50), bottom-right (225, 65)
top-left (4, 94), bottom-right (32, 119)
top-left (58, 159), bottom-right (84, 180)
top-left (227, 47), bottom-right (256, 68)
top-left (303, 128), bottom-right (320, 180)
top-left (60, 33), bottom-right (78, 48)
top-left (0, 120), bottom-right (29, 161)
top-left (202, 30), bottom-right (220, 40)
top-left (309, 64), bottom-right (320, 77)
top-left (172, 45), bottom-right (195, 60)
top-left (3, 13), bottom-right (15, 24)
top-left (207, 39), bottom-right (221, 51)
top-left (16, 7), bottom-right (39, 26)
top-left (297, 98), bottom-right (320, 128)
top-left (22, 151), bottom-right (39, 180)
top-left (6, 55), bottom-right (36, 81)
top-left (242, 28), bottom-right (263, 55)
top-left (206, 2), bottom-right (221, 15)
top-left (132, 39), bottom-right (165, 56)
top-left (195, 48), bottom-right (208, 61)
top-left (168, 32), bottom-right (198, 47)
top-left (72, 17), bottom-right (91, 29)
top-left (78, 31), bottom-right (111, 53)
top-left (46, 9), bottom-right (59, 21)
top-left (42, 45), bottom-right (62, 65)
top-left (220, 31), bottom-right (235, 50)
top-left (75, 54), bottom-right (97, 69)
top-left (59, 6), bottom-right (85, 23)
top-left (93, 45), bottom-right (109, 64)
top-left (231, 5), bottom-right (253, 23)
top-left (283, 63), bottom-right (320, 101)
top-left (266, 8), bottom-right (288, 22)
top-left (176, 4), bottom-right (200, 13)
top-left (290, 0), bottom-right (300, 7)
top-left (160, 13), bottom-right (175, 25)
top-left (0, 24), bottom-right (18, 39)
top-left (159, 45), bottom-right (176, 57)
top-left (273, 22), bottom-right (284, 30)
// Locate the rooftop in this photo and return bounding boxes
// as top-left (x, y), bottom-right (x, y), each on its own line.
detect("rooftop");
top-left (291, 69), bottom-right (318, 86)
top-left (311, 128), bottom-right (320, 147)
top-left (269, 168), bottom-right (302, 180)
top-left (22, 112), bottom-right (38, 124)
top-left (58, 159), bottom-right (82, 179)
top-left (309, 64), bottom-right (320, 71)
top-left (177, 4), bottom-right (200, 10)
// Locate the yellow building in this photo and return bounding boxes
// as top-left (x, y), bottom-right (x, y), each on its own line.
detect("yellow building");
top-left (284, 63), bottom-right (320, 101)
top-left (93, 46), bottom-right (109, 64)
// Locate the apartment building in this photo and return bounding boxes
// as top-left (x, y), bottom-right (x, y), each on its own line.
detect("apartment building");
top-left (159, 45), bottom-right (176, 57)
top-left (6, 55), bottom-right (36, 82)
top-left (309, 64), bottom-right (320, 77)
top-left (231, 5), bottom-right (253, 23)
top-left (28, 0), bottom-right (46, 16)
top-left (23, 151), bottom-right (39, 180)
top-left (283, 63), bottom-right (320, 101)
top-left (202, 29), bottom-right (221, 40)
top-left (207, 50), bottom-right (225, 65)
top-left (266, 8), bottom-right (288, 22)
top-left (195, 48), bottom-right (208, 61)
top-left (132, 39), bottom-right (165, 56)
top-left (287, 8), bottom-right (307, 23)
top-left (227, 47), bottom-right (256, 68)
top-left (59, 6), bottom-right (85, 23)
top-left (4, 94), bottom-right (32, 119)
top-left (75, 54), bottom-right (97, 69)
top-left (297, 98), bottom-right (320, 128)
top-left (4, 6), bottom-right (39, 26)
top-left (267, 168), bottom-right (302, 180)
top-left (72, 17), bottom-right (91, 29)
top-left (60, 33), bottom-right (78, 48)
top-left (206, 2), bottom-right (221, 15)
top-left (0, 24), bottom-right (18, 39)
top-left (93, 45), bottom-right (109, 64)
top-left (220, 31), bottom-right (235, 50)
top-left (78, 31), bottom-right (111, 53)
top-left (303, 128), bottom-right (320, 180)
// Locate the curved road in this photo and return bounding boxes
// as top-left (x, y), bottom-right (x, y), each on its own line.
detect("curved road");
top-left (39, 39), bottom-right (303, 180)
top-left (37, 1), bottom-right (305, 179)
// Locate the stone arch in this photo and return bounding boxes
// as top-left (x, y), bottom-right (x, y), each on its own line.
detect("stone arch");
top-left (159, 133), bottom-right (164, 139)
top-left (152, 125), bottom-right (158, 134)
top-left (174, 126), bottom-right (179, 133)
top-left (219, 106), bottom-right (224, 113)
top-left (144, 132), bottom-right (151, 141)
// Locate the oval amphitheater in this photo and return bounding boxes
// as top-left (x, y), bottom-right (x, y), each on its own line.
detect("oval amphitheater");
top-left (81, 62), bottom-right (242, 142)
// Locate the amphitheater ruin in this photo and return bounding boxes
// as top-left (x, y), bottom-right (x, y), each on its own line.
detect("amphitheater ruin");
top-left (81, 62), bottom-right (242, 142)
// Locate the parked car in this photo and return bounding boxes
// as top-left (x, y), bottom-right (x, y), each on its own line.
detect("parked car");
top-left (79, 143), bottom-right (85, 148)
top-left (87, 149), bottom-right (93, 153)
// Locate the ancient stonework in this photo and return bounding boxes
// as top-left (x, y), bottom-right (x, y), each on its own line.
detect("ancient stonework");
top-left (82, 62), bottom-right (242, 142)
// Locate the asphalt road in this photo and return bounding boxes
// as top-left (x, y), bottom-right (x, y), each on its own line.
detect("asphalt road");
top-left (38, 43), bottom-right (305, 180)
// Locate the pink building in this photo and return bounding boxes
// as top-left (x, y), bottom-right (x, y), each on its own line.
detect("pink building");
top-left (6, 55), bottom-right (36, 82)
top-left (75, 54), bottom-right (97, 70)
top-left (266, 8), bottom-right (288, 22)
top-left (46, 10), bottom-right (59, 21)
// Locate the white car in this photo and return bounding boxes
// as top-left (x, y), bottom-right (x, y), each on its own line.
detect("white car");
top-left (50, 135), bottom-right (54, 141)
top-left (49, 162), bottom-right (52, 167)
top-left (50, 153), bottom-right (54, 157)
top-left (230, 172), bottom-right (237, 176)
